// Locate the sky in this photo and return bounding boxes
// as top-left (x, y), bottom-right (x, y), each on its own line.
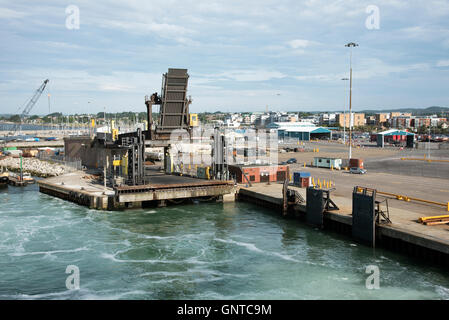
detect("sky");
top-left (0, 0), bottom-right (448, 115)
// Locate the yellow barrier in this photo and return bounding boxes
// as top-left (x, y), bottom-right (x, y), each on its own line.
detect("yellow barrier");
top-left (362, 188), bottom-right (449, 212)
top-left (401, 158), bottom-right (449, 163)
top-left (310, 178), bottom-right (334, 189)
top-left (419, 215), bottom-right (449, 223)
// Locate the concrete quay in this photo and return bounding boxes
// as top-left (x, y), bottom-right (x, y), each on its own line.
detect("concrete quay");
top-left (38, 171), bottom-right (236, 210)
top-left (238, 183), bottom-right (449, 267)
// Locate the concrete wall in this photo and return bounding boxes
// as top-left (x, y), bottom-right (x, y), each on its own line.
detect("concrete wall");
top-left (64, 137), bottom-right (127, 169)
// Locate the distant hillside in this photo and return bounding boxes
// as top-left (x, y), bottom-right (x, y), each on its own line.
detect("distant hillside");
top-left (360, 106), bottom-right (449, 115)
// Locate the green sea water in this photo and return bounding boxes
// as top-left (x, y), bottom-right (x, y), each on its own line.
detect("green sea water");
top-left (0, 183), bottom-right (448, 299)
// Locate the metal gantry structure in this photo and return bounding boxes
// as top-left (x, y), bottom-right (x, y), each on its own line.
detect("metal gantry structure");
top-left (13, 79), bottom-right (49, 135)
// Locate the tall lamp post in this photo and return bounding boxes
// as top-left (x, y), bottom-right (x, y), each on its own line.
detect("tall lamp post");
top-left (345, 42), bottom-right (358, 159)
top-left (341, 78), bottom-right (349, 144)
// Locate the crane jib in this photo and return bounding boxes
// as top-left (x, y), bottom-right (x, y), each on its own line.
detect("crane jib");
top-left (13, 79), bottom-right (49, 135)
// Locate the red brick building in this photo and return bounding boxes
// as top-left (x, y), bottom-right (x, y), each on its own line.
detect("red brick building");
top-left (229, 164), bottom-right (289, 184)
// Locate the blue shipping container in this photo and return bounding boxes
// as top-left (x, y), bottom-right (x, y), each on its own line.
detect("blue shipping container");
top-left (293, 171), bottom-right (311, 183)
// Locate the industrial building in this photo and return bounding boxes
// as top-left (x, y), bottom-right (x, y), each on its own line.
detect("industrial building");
top-left (372, 129), bottom-right (415, 148)
top-left (335, 113), bottom-right (365, 127)
top-left (228, 164), bottom-right (288, 184)
top-left (267, 122), bottom-right (332, 141)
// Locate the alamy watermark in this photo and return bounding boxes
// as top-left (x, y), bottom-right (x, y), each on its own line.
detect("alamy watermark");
top-left (365, 5), bottom-right (380, 30)
top-left (167, 127), bottom-right (278, 167)
top-left (65, 5), bottom-right (80, 30)
top-left (66, 265), bottom-right (80, 290)
top-left (365, 265), bottom-right (380, 289)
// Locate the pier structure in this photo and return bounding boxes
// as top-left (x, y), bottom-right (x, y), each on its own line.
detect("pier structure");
top-left (51, 68), bottom-right (235, 210)
top-left (238, 183), bottom-right (449, 267)
top-left (38, 170), bottom-right (236, 210)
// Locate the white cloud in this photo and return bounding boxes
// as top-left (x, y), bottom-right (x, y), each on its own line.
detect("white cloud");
top-left (0, 68), bottom-right (163, 95)
top-left (294, 59), bottom-right (430, 82)
top-left (95, 19), bottom-right (192, 37)
top-left (175, 37), bottom-right (201, 46)
top-left (436, 60), bottom-right (449, 67)
top-left (35, 41), bottom-right (83, 50)
top-left (0, 7), bottom-right (28, 19)
top-left (218, 69), bottom-right (286, 82)
top-left (288, 39), bottom-right (312, 49)
top-left (1, 0), bottom-right (449, 112)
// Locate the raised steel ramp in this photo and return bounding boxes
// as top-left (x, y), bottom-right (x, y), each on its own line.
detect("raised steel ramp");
top-left (157, 68), bottom-right (190, 134)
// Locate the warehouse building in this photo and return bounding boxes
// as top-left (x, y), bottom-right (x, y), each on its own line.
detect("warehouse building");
top-left (371, 129), bottom-right (415, 148)
top-left (229, 164), bottom-right (288, 184)
top-left (267, 122), bottom-right (332, 141)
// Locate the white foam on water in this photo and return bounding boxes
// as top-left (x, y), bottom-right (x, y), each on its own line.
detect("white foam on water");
top-left (0, 288), bottom-right (149, 300)
top-left (10, 247), bottom-right (89, 257)
top-left (269, 251), bottom-right (300, 262)
top-left (81, 289), bottom-right (149, 300)
top-left (214, 238), bottom-right (263, 253)
top-left (214, 238), bottom-right (299, 262)
top-left (100, 252), bottom-right (187, 265)
top-left (435, 285), bottom-right (449, 299)
top-left (187, 268), bottom-right (249, 279)
top-left (0, 290), bottom-right (73, 300)
top-left (192, 291), bottom-right (232, 300)
top-left (139, 271), bottom-right (188, 277)
top-left (145, 278), bottom-right (180, 284)
top-left (185, 277), bottom-right (224, 283)
top-left (184, 254), bottom-right (234, 266)
top-left (97, 222), bottom-right (177, 241)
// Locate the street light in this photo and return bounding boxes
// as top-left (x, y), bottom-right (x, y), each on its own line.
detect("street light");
top-left (345, 42), bottom-right (358, 159)
top-left (341, 78), bottom-right (349, 144)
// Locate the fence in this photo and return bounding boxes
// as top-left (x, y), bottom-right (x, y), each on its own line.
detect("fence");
top-left (37, 153), bottom-right (82, 172)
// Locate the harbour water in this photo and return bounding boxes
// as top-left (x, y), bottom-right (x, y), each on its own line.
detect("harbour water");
top-left (1, 183), bottom-right (449, 300)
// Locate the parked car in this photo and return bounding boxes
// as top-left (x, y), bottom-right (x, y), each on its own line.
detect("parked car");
top-left (286, 158), bottom-right (297, 164)
top-left (349, 167), bottom-right (367, 174)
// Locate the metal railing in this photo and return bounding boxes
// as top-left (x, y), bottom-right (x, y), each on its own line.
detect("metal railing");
top-left (37, 153), bottom-right (82, 172)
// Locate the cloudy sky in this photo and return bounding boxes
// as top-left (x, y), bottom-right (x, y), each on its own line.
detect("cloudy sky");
top-left (0, 0), bottom-right (448, 114)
